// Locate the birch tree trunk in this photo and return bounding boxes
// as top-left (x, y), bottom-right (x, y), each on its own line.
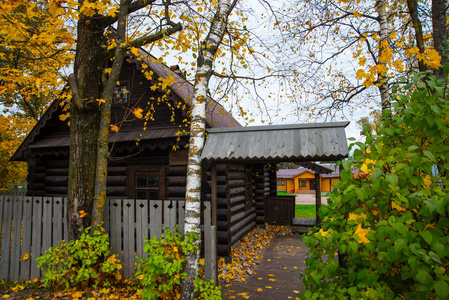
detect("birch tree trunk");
top-left (375, 0), bottom-right (391, 111)
top-left (181, 0), bottom-right (238, 298)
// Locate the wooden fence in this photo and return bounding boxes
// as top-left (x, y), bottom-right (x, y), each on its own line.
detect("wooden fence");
top-left (0, 195), bottom-right (217, 282)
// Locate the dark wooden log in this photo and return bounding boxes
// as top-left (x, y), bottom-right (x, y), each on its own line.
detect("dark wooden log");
top-left (44, 176), bottom-right (68, 186)
top-left (216, 197), bottom-right (228, 208)
top-left (165, 165), bottom-right (187, 176)
top-left (45, 186), bottom-right (68, 195)
top-left (107, 176), bottom-right (127, 186)
top-left (228, 187), bottom-right (245, 197)
top-left (45, 160), bottom-right (69, 168)
top-left (227, 172), bottom-right (245, 180)
top-left (45, 168), bottom-right (68, 176)
top-left (106, 186), bottom-right (128, 197)
top-left (227, 179), bottom-right (245, 189)
top-left (217, 244), bottom-right (230, 258)
top-left (217, 208), bottom-right (228, 221)
top-left (229, 195), bottom-right (245, 206)
top-left (217, 187), bottom-right (227, 197)
top-left (230, 213), bottom-right (256, 236)
top-left (165, 186), bottom-right (186, 197)
top-left (34, 173), bottom-right (46, 182)
top-left (217, 220), bottom-right (228, 231)
top-left (217, 231), bottom-right (229, 245)
top-left (227, 164), bottom-right (244, 172)
top-left (231, 221), bottom-right (256, 246)
top-left (230, 203), bottom-right (245, 215)
top-left (230, 207), bottom-right (256, 225)
top-left (107, 166), bottom-right (128, 175)
top-left (165, 176), bottom-right (187, 186)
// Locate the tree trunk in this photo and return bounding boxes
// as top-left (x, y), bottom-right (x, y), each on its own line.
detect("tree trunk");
top-left (181, 1), bottom-right (238, 298)
top-left (67, 12), bottom-right (105, 240)
top-left (375, 0), bottom-right (391, 111)
top-left (406, 0), bottom-right (427, 72)
top-left (432, 0), bottom-right (448, 78)
top-left (91, 0), bottom-right (128, 232)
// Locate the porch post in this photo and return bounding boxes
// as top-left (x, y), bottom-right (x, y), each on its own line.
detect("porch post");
top-left (315, 172), bottom-right (321, 225)
top-left (208, 162), bottom-right (218, 284)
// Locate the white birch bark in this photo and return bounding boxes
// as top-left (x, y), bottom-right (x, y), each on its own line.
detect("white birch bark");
top-left (375, 0), bottom-right (391, 111)
top-left (182, 0), bottom-right (238, 298)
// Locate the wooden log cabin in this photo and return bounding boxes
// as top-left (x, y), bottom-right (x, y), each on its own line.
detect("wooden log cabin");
top-left (11, 50), bottom-right (280, 259)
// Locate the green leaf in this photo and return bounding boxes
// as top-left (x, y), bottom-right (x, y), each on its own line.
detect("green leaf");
top-left (423, 150), bottom-right (436, 163)
top-left (394, 239), bottom-right (406, 253)
top-left (419, 230), bottom-right (433, 245)
top-left (434, 280), bottom-right (449, 298)
top-left (416, 270), bottom-right (432, 285)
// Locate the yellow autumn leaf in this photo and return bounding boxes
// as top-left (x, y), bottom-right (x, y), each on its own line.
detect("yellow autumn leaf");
top-left (354, 224), bottom-right (371, 244)
top-left (110, 124), bottom-right (119, 132)
top-left (348, 212), bottom-right (367, 222)
top-left (2, 295), bottom-right (9, 298)
top-left (256, 288), bottom-right (263, 292)
top-left (59, 113), bottom-right (70, 121)
top-left (392, 201), bottom-right (406, 212)
top-left (267, 274), bottom-right (275, 277)
top-left (11, 285), bottom-right (24, 292)
top-left (423, 49), bottom-right (441, 69)
top-left (265, 286), bottom-right (272, 289)
top-left (130, 47), bottom-right (140, 57)
top-left (22, 253), bottom-right (29, 260)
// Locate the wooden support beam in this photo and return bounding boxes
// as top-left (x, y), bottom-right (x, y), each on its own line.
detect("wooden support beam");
top-left (315, 172), bottom-right (321, 226)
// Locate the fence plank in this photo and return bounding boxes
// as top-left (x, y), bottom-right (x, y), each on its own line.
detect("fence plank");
top-left (110, 199), bottom-right (122, 263)
top-left (53, 197), bottom-right (64, 245)
top-left (0, 195), bottom-right (13, 280)
top-left (31, 197), bottom-right (43, 279)
top-left (150, 200), bottom-right (162, 238)
top-left (20, 196), bottom-right (33, 280)
top-left (42, 197), bottom-right (53, 255)
top-left (63, 198), bottom-right (68, 242)
top-left (10, 195), bottom-right (23, 281)
top-left (123, 199), bottom-right (135, 278)
top-left (178, 201), bottom-right (185, 235)
top-left (103, 199), bottom-right (110, 233)
top-left (204, 202), bottom-right (212, 280)
top-left (136, 200), bottom-right (148, 260)
top-left (164, 200), bottom-right (177, 231)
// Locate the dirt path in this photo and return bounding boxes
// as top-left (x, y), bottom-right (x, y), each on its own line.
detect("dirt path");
top-left (221, 234), bottom-right (308, 299)
top-left (295, 194), bottom-right (329, 205)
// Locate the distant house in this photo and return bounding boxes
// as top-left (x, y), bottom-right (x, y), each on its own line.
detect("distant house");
top-left (277, 164), bottom-right (340, 193)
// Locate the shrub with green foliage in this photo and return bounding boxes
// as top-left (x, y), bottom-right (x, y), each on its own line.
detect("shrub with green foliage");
top-left (136, 228), bottom-right (221, 300)
top-left (37, 226), bottom-right (122, 289)
top-left (301, 67), bottom-right (449, 299)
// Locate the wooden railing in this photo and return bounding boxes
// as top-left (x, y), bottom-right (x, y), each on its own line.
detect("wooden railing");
top-left (0, 195), bottom-right (216, 282)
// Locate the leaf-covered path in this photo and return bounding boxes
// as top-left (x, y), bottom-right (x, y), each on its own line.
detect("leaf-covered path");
top-left (222, 234), bottom-right (308, 299)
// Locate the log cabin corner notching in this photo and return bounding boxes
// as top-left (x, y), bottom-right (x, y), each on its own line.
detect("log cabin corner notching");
top-left (11, 50), bottom-right (350, 259)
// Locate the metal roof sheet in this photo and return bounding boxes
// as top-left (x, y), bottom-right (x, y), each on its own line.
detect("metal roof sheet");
top-left (201, 122), bottom-right (349, 162)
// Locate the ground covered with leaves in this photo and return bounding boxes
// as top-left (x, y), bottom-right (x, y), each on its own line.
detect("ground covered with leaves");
top-left (0, 225), bottom-right (292, 299)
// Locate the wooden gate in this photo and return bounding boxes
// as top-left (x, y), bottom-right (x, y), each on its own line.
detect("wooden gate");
top-left (264, 196), bottom-right (295, 225)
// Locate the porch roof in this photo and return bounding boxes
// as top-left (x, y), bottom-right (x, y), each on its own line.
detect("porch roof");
top-left (201, 121), bottom-right (349, 163)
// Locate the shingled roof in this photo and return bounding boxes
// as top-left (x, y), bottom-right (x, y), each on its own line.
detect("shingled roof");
top-left (201, 122), bottom-right (349, 162)
top-left (11, 51), bottom-right (240, 161)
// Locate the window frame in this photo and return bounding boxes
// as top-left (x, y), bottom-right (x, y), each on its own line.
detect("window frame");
top-left (128, 165), bottom-right (165, 200)
top-left (299, 180), bottom-right (307, 187)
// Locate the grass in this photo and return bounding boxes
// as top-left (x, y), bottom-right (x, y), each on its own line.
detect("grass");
top-left (277, 191), bottom-right (296, 196)
top-left (295, 204), bottom-right (316, 218)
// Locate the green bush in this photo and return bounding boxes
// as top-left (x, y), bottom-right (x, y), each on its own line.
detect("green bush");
top-left (135, 228), bottom-right (221, 300)
top-left (301, 68), bottom-right (449, 299)
top-left (37, 226), bottom-right (122, 289)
